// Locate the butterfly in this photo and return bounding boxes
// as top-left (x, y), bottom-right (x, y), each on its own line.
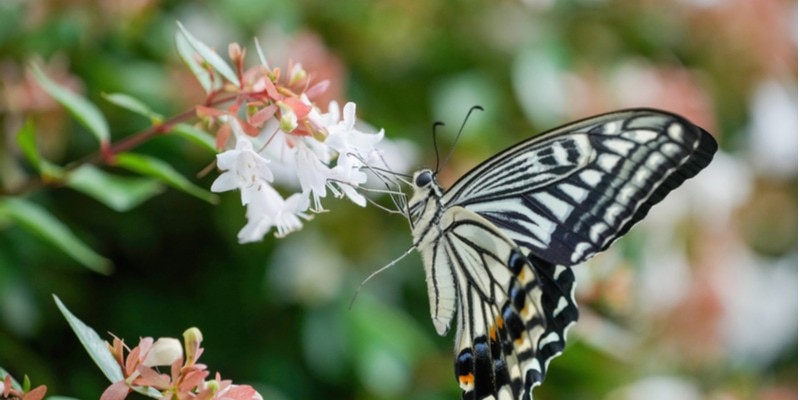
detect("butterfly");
top-left (405, 109), bottom-right (717, 400)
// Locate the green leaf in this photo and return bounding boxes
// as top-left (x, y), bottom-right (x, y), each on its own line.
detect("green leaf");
top-left (170, 123), bottom-right (217, 153)
top-left (16, 118), bottom-right (40, 170)
top-left (66, 165), bottom-right (165, 212)
top-left (53, 295), bottom-right (123, 383)
top-left (102, 92), bottom-right (163, 123)
top-left (175, 32), bottom-right (215, 94)
top-left (0, 198), bottom-right (112, 274)
top-left (53, 296), bottom-right (163, 399)
top-left (176, 22), bottom-right (241, 87)
top-left (30, 63), bottom-right (110, 145)
top-left (114, 153), bottom-right (218, 204)
top-left (15, 118), bottom-right (64, 179)
top-left (254, 37), bottom-right (271, 70)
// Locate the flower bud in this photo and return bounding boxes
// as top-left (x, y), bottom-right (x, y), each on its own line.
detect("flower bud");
top-left (278, 102), bottom-right (298, 133)
top-left (183, 327), bottom-right (203, 362)
top-left (204, 379), bottom-right (220, 395)
top-left (288, 63), bottom-right (307, 86)
top-left (142, 337), bottom-right (182, 367)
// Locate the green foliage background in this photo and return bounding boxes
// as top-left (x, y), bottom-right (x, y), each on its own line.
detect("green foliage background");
top-left (0, 0), bottom-right (796, 399)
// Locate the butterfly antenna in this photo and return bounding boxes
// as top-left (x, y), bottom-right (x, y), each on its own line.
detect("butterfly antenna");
top-left (432, 121), bottom-right (446, 174)
top-left (348, 245), bottom-right (416, 309)
top-left (441, 105), bottom-right (484, 170)
top-left (344, 151), bottom-right (410, 217)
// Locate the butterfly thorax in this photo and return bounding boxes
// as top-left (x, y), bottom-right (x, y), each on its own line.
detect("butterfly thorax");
top-left (408, 169), bottom-right (446, 246)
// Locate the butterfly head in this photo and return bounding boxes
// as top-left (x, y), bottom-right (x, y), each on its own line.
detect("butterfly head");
top-left (407, 168), bottom-right (444, 225)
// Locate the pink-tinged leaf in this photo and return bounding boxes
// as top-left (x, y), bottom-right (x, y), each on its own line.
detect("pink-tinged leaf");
top-left (167, 359), bottom-right (181, 388)
top-left (125, 345), bottom-right (142, 375)
top-left (179, 369), bottom-right (210, 391)
top-left (238, 119), bottom-right (261, 137)
top-left (21, 385), bottom-right (47, 400)
top-left (136, 366), bottom-right (171, 390)
top-left (248, 104), bottom-right (277, 127)
top-left (282, 97), bottom-right (311, 120)
top-left (220, 385), bottom-right (258, 400)
top-left (100, 381), bottom-right (130, 400)
top-left (305, 80), bottom-right (330, 99)
top-left (2, 375), bottom-right (11, 397)
top-left (216, 123), bottom-right (232, 150)
top-left (262, 78), bottom-right (280, 100)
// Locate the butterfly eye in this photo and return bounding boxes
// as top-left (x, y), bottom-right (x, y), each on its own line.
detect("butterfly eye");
top-left (414, 170), bottom-right (433, 187)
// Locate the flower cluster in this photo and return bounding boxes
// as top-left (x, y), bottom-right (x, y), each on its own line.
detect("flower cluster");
top-left (101, 327), bottom-right (260, 400)
top-left (190, 37), bottom-right (386, 242)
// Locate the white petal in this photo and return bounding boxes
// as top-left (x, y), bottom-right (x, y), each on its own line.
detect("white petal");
top-left (238, 217), bottom-right (272, 243)
top-left (216, 149), bottom-right (239, 170)
top-left (143, 337), bottom-right (183, 367)
top-left (342, 102), bottom-right (357, 128)
top-left (339, 184), bottom-right (366, 207)
top-left (210, 171), bottom-right (238, 193)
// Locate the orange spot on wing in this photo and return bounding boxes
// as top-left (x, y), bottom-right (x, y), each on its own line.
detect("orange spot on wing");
top-left (459, 373), bottom-right (474, 386)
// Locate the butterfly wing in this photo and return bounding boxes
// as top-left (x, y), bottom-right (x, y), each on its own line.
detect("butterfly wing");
top-left (442, 109), bottom-right (718, 266)
top-left (428, 206), bottom-right (578, 400)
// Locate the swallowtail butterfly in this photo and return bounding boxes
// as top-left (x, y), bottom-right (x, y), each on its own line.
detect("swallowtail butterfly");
top-left (407, 109), bottom-right (717, 400)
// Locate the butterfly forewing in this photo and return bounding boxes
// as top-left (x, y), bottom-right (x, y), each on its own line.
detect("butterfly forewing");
top-left (443, 109), bottom-right (718, 266)
top-left (407, 109), bottom-right (717, 399)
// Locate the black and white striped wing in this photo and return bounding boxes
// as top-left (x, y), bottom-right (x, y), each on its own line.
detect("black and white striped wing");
top-left (427, 207), bottom-right (578, 400)
top-left (443, 109), bottom-right (718, 266)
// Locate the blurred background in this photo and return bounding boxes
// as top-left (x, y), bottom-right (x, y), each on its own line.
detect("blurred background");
top-left (0, 0), bottom-right (796, 399)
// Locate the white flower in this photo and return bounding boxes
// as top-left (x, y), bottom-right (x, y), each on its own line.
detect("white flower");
top-left (212, 98), bottom-right (389, 242)
top-left (211, 136), bottom-right (274, 202)
top-left (307, 99), bottom-right (341, 132)
top-left (322, 102), bottom-right (384, 207)
top-left (295, 141), bottom-right (337, 212)
top-left (327, 154), bottom-right (369, 206)
top-left (325, 102), bottom-right (384, 162)
top-left (142, 337), bottom-right (183, 367)
top-left (238, 182), bottom-right (311, 242)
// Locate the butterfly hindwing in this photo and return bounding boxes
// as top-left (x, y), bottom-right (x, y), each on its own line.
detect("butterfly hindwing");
top-left (430, 207), bottom-right (578, 400)
top-left (444, 109), bottom-right (718, 266)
